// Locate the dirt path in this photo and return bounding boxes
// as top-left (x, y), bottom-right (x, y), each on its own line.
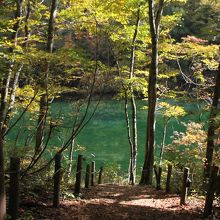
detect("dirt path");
top-left (21, 184), bottom-right (204, 220)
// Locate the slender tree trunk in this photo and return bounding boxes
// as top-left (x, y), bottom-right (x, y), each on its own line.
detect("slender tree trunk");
top-left (68, 138), bottom-right (75, 177)
top-left (125, 5), bottom-right (140, 185)
top-left (35, 0), bottom-right (58, 153)
top-left (8, 65), bottom-right (23, 111)
top-left (0, 1), bottom-right (24, 218)
top-left (7, 0), bottom-right (31, 116)
top-left (35, 92), bottom-right (48, 153)
top-left (204, 60), bottom-right (220, 178)
top-left (0, 132), bottom-right (6, 220)
top-left (4, 64), bottom-right (23, 135)
top-left (130, 94), bottom-right (137, 184)
top-left (140, 0), bottom-right (164, 185)
top-left (0, 70), bottom-right (14, 217)
top-left (24, 1), bottom-right (31, 49)
top-left (159, 119), bottom-right (168, 166)
top-left (124, 94), bottom-right (134, 184)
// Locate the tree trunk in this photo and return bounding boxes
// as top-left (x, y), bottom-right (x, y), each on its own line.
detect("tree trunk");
top-left (159, 119), bottom-right (168, 166)
top-left (0, 134), bottom-right (6, 220)
top-left (6, 0), bottom-right (31, 124)
top-left (140, 0), bottom-right (164, 185)
top-left (0, 1), bottom-right (24, 218)
top-left (35, 92), bottom-right (48, 153)
top-left (8, 64), bottom-right (23, 112)
top-left (130, 94), bottom-right (137, 185)
top-left (124, 95), bottom-right (134, 184)
top-left (24, 1), bottom-right (31, 49)
top-left (68, 138), bottom-right (75, 177)
top-left (126, 5), bottom-right (140, 185)
top-left (204, 60), bottom-right (220, 178)
top-left (35, 0), bottom-right (58, 153)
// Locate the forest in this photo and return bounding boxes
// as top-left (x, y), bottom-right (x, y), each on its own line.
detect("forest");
top-left (0, 0), bottom-right (220, 219)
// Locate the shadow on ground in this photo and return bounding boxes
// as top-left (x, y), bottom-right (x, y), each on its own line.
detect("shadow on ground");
top-left (20, 184), bottom-right (204, 220)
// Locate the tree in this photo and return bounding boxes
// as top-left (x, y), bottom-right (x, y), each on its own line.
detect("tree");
top-left (167, 122), bottom-right (207, 169)
top-left (140, 0), bottom-right (164, 185)
top-left (173, 0), bottom-right (220, 43)
top-left (35, 0), bottom-right (58, 154)
top-left (18, 0), bottom-right (108, 177)
top-left (0, 0), bottom-right (25, 218)
top-left (204, 51), bottom-right (220, 178)
top-left (157, 102), bottom-right (186, 165)
top-left (126, 4), bottom-right (141, 185)
top-left (87, 0), bottom-right (149, 184)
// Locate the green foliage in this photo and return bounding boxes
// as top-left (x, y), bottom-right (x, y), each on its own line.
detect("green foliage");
top-left (166, 122), bottom-right (206, 169)
top-left (158, 102), bottom-right (186, 120)
top-left (102, 162), bottom-right (126, 184)
top-left (15, 85), bottom-right (40, 112)
top-left (164, 121), bottom-right (209, 193)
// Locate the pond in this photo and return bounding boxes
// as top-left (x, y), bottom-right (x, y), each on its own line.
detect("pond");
top-left (7, 99), bottom-right (209, 174)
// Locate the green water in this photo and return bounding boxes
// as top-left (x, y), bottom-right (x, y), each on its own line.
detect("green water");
top-left (8, 99), bottom-right (209, 173)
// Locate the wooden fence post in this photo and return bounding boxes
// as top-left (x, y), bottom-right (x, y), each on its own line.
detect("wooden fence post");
top-left (158, 166), bottom-right (162, 190)
top-left (75, 154), bottom-right (82, 195)
top-left (166, 164), bottom-right (172, 194)
top-left (53, 153), bottom-right (62, 208)
top-left (154, 165), bottom-right (162, 190)
top-left (203, 166), bottom-right (219, 218)
top-left (91, 161), bottom-right (95, 186)
top-left (180, 167), bottom-right (189, 205)
top-left (98, 167), bottom-right (103, 184)
top-left (8, 157), bottom-right (20, 220)
top-left (85, 164), bottom-right (90, 188)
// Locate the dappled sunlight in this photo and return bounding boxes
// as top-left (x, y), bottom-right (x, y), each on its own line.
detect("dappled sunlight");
top-left (21, 184), bottom-right (205, 219)
top-left (88, 198), bottom-right (117, 204)
top-left (119, 198), bottom-right (156, 207)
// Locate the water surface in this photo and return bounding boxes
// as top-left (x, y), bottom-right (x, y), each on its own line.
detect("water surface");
top-left (8, 99), bottom-right (208, 174)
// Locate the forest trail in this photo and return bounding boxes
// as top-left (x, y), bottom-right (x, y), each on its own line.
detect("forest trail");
top-left (22, 184), bottom-right (205, 220)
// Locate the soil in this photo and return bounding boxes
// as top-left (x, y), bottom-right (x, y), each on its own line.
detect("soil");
top-left (20, 184), bottom-right (205, 220)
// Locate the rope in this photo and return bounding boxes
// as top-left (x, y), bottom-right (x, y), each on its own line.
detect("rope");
top-left (75, 169), bottom-right (98, 175)
top-left (0, 170), bottom-right (21, 174)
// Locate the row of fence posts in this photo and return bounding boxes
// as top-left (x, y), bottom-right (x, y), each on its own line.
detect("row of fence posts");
top-left (5, 159), bottom-right (193, 219)
top-left (153, 164), bottom-right (173, 194)
top-left (7, 153), bottom-right (104, 219)
top-left (154, 164), bottom-right (191, 205)
top-left (53, 154), bottom-right (103, 207)
top-left (156, 164), bottom-right (220, 217)
top-left (6, 156), bottom-right (220, 219)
